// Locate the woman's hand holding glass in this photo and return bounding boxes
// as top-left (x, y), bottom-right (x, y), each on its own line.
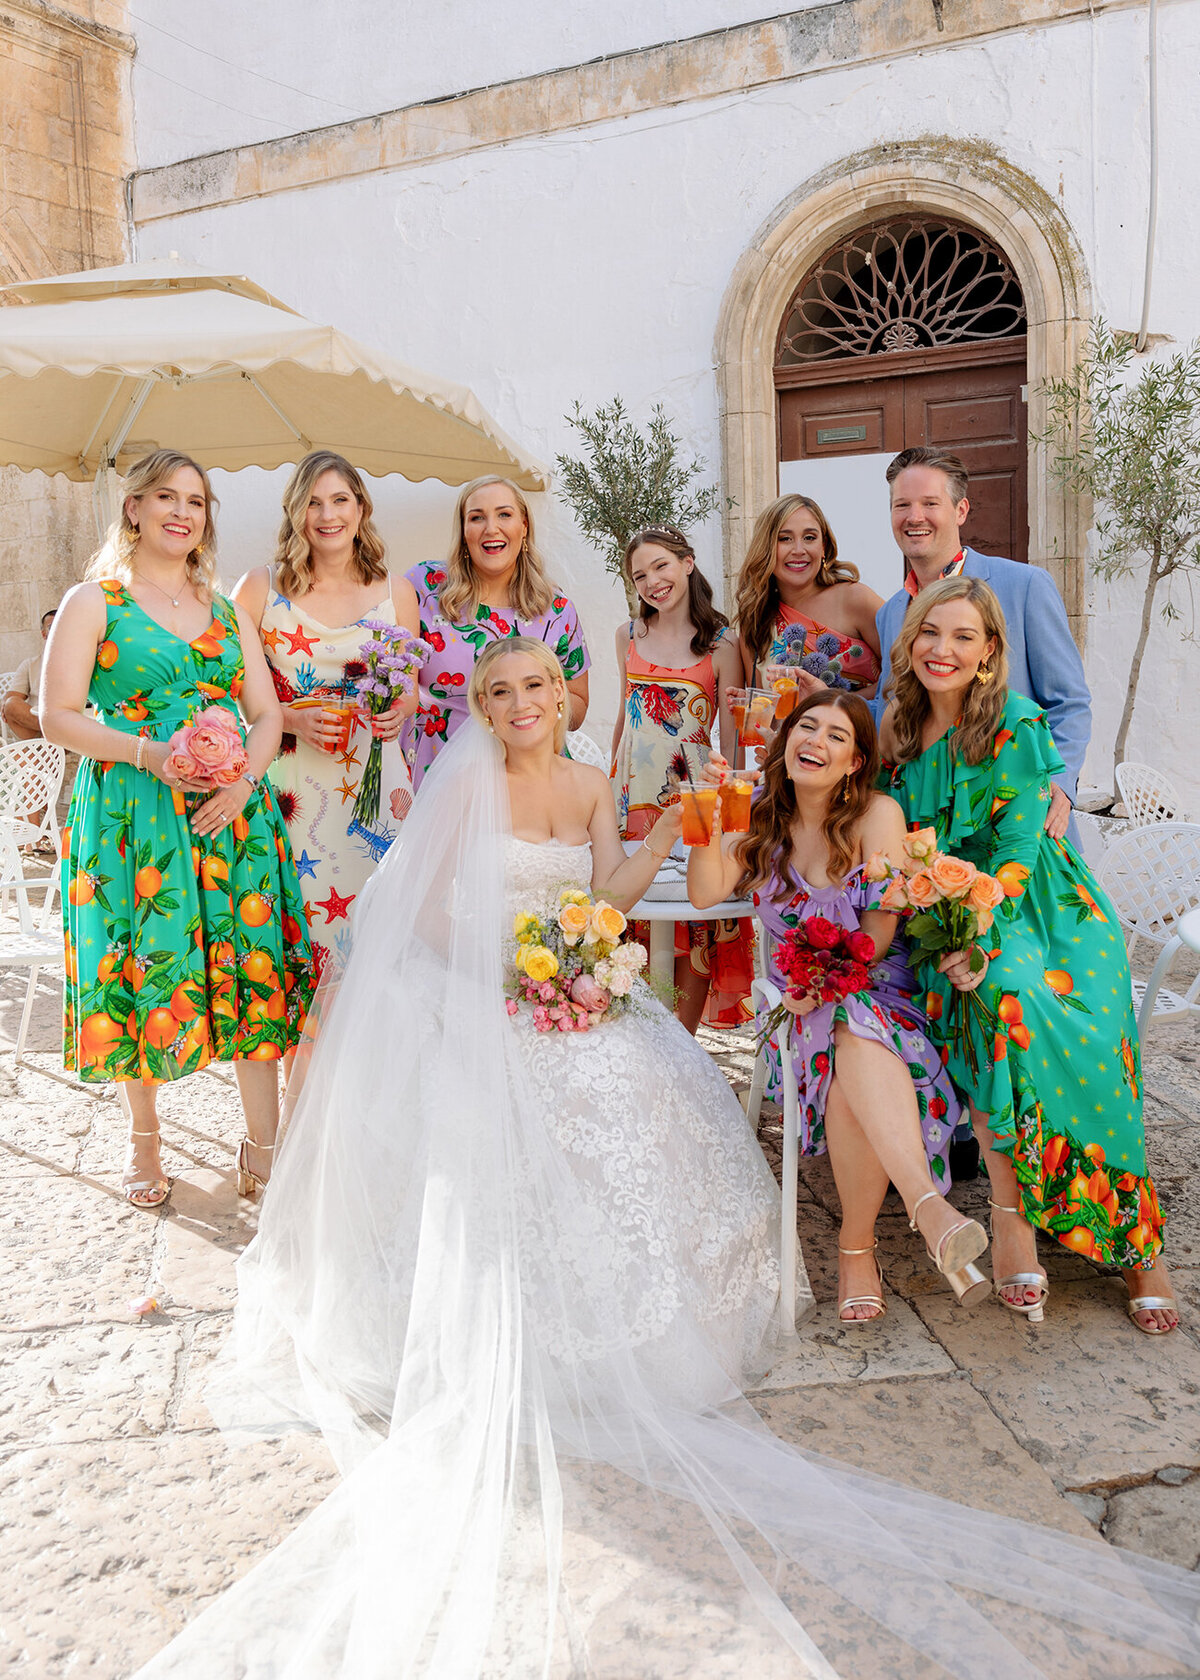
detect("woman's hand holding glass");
top-left (283, 701), bottom-right (343, 753)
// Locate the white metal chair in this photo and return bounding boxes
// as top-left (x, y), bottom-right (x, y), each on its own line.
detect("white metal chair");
top-left (565, 728), bottom-right (607, 769)
top-left (1136, 905), bottom-right (1200, 1038)
top-left (0, 816), bottom-right (108, 1096)
top-left (1115, 761), bottom-right (1189, 827)
top-left (750, 975), bottom-right (802, 1337)
top-left (0, 738), bottom-right (66, 857)
top-left (1096, 822), bottom-right (1200, 1029)
top-left (0, 670), bottom-right (18, 744)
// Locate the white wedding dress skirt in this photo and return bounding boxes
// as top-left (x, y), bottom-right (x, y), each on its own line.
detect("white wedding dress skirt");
top-left (134, 727), bottom-right (1200, 1680)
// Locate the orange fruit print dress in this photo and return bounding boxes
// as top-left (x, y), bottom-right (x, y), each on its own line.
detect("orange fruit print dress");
top-left (885, 691), bottom-right (1163, 1268)
top-left (62, 582), bottom-right (314, 1083)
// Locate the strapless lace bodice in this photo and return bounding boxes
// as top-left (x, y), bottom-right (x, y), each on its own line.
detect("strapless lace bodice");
top-left (503, 836), bottom-right (592, 920)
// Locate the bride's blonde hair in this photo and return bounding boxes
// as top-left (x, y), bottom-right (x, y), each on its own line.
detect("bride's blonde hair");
top-left (468, 636), bottom-right (570, 754)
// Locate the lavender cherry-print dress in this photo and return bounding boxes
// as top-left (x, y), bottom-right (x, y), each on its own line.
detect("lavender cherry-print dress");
top-left (754, 865), bottom-right (964, 1178)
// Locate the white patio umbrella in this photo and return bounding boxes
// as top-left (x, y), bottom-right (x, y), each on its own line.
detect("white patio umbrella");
top-left (0, 258), bottom-right (548, 536)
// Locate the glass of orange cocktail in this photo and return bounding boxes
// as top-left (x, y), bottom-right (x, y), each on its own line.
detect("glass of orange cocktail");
top-left (293, 696), bottom-right (358, 755)
top-left (764, 664), bottom-right (800, 722)
top-left (717, 776), bottom-right (752, 833)
top-left (678, 781), bottom-right (719, 846)
top-left (740, 688), bottom-right (777, 748)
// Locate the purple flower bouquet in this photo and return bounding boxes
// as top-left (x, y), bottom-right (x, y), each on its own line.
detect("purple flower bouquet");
top-left (350, 621), bottom-right (432, 826)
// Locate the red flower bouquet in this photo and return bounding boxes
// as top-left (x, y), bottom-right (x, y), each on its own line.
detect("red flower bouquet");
top-left (758, 915), bottom-right (876, 1046)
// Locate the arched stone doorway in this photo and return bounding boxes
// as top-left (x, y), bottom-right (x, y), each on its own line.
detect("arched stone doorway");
top-left (714, 139), bottom-right (1091, 639)
top-left (775, 215), bottom-right (1028, 595)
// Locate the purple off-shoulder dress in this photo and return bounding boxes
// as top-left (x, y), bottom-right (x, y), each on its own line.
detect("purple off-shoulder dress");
top-left (754, 865), bottom-right (964, 1181)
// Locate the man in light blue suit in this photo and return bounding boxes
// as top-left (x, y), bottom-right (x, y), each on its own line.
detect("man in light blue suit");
top-left (874, 447), bottom-right (1091, 843)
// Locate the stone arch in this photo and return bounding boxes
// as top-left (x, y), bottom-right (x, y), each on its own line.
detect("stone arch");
top-left (715, 137), bottom-right (1091, 639)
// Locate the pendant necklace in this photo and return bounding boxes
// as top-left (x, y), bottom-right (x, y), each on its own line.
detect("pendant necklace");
top-left (134, 568), bottom-right (190, 609)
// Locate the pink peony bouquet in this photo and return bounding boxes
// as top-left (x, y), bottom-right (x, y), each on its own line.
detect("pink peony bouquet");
top-left (163, 707), bottom-right (248, 788)
top-left (505, 889), bottom-right (648, 1032)
top-left (867, 828), bottom-right (1006, 1075)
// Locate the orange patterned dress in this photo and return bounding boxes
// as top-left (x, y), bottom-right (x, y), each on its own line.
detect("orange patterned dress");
top-left (613, 627), bottom-right (753, 1028)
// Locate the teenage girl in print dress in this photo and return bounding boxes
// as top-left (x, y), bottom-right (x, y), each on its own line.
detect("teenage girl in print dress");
top-left (688, 692), bottom-right (982, 1322)
top-left (233, 452), bottom-right (419, 984)
top-left (610, 526), bottom-right (752, 1032)
top-left (881, 575), bottom-right (1178, 1334)
top-left (41, 451), bottom-right (313, 1208)
top-left (735, 494), bottom-right (883, 701)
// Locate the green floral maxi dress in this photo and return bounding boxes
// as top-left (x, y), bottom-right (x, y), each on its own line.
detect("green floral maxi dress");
top-left (885, 691), bottom-right (1164, 1268)
top-left (62, 581), bottom-right (315, 1084)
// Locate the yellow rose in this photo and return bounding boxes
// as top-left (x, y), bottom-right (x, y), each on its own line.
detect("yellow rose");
top-left (514, 944), bottom-right (527, 973)
top-left (523, 946), bottom-right (559, 983)
top-left (589, 902), bottom-right (627, 944)
top-left (559, 888), bottom-right (590, 907)
top-left (514, 911), bottom-right (539, 941)
top-left (557, 902), bottom-right (591, 945)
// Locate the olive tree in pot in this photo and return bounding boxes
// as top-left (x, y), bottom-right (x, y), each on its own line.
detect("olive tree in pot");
top-left (1041, 320), bottom-right (1200, 773)
top-left (554, 398), bottom-right (730, 615)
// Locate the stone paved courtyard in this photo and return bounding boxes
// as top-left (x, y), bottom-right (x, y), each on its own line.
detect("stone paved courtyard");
top-left (2, 885), bottom-right (1199, 1678)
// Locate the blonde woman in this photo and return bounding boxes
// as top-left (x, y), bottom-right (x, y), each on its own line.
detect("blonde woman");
top-left (41, 450), bottom-right (313, 1206)
top-left (403, 476), bottom-right (590, 789)
top-left (735, 494), bottom-right (883, 696)
top-left (233, 451), bottom-right (420, 983)
top-left (881, 576), bottom-right (1177, 1334)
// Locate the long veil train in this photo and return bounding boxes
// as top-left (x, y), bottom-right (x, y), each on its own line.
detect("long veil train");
top-left (135, 724), bottom-right (1200, 1679)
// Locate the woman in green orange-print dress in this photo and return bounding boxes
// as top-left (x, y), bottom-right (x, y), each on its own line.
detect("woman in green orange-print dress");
top-left (42, 450), bottom-right (314, 1211)
top-left (881, 576), bottom-right (1178, 1335)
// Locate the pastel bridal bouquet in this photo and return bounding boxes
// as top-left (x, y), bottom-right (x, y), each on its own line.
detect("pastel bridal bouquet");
top-left (164, 707), bottom-right (248, 787)
top-left (350, 622), bottom-right (432, 825)
top-left (757, 916), bottom-right (877, 1047)
top-left (507, 889), bottom-right (648, 1033)
top-left (870, 828), bottom-right (1006, 1077)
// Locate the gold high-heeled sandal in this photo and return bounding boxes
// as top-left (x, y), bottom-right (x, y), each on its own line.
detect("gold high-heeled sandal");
top-left (123, 1127), bottom-right (170, 1209)
top-left (988, 1199), bottom-right (1049, 1322)
top-left (910, 1190), bottom-right (990, 1306)
top-left (836, 1241), bottom-right (886, 1322)
top-left (237, 1137), bottom-right (274, 1199)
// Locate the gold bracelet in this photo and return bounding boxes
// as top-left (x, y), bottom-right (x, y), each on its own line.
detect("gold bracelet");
top-left (641, 835), bottom-right (670, 861)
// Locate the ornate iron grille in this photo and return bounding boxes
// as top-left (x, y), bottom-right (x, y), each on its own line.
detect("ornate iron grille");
top-left (776, 218), bottom-right (1026, 365)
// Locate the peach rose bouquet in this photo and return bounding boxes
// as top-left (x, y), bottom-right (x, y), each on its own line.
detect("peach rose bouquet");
top-left (163, 707), bottom-right (248, 789)
top-left (506, 888), bottom-right (648, 1032)
top-left (867, 829), bottom-right (1005, 1076)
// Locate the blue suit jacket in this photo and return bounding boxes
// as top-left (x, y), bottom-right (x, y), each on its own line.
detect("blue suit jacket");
top-left (873, 549), bottom-right (1091, 802)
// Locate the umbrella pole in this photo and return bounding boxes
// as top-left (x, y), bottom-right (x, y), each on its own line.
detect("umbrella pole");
top-left (92, 465), bottom-right (121, 543)
top-left (90, 374), bottom-right (156, 542)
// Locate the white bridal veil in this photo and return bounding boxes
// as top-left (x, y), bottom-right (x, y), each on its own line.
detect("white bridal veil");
top-left (135, 724), bottom-right (1200, 1679)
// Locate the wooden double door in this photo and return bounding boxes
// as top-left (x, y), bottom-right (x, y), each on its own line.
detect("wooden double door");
top-left (776, 341), bottom-right (1028, 563)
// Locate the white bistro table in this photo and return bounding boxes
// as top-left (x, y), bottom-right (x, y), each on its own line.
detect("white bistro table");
top-left (623, 841), bottom-right (753, 987)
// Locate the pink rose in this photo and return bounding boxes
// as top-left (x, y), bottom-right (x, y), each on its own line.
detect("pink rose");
top-left (186, 723), bottom-right (238, 769)
top-left (165, 748), bottom-right (201, 781)
top-left (505, 999), bottom-right (519, 1016)
top-left (209, 750), bottom-right (250, 787)
top-left (569, 974), bottom-right (611, 1013)
top-left (538, 982), bottom-right (557, 1003)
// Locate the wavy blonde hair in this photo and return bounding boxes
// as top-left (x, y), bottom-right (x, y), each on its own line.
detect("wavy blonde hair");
top-left (439, 477), bottom-right (554, 625)
top-left (86, 450), bottom-right (219, 596)
top-left (886, 576), bottom-right (1009, 767)
top-left (468, 635), bottom-right (569, 754)
top-left (734, 494), bottom-right (859, 668)
top-left (272, 451), bottom-right (388, 600)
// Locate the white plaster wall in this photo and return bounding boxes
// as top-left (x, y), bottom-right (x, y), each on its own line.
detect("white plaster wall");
top-left (131, 1), bottom-right (827, 170)
top-left (132, 4), bottom-right (1200, 793)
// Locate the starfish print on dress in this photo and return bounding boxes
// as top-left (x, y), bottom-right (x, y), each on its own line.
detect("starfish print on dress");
top-left (262, 625), bottom-right (282, 653)
top-left (336, 746), bottom-right (361, 770)
top-left (336, 776), bottom-right (356, 803)
top-left (281, 624), bottom-right (321, 657)
top-left (314, 885), bottom-right (354, 923)
top-left (294, 849), bottom-right (318, 880)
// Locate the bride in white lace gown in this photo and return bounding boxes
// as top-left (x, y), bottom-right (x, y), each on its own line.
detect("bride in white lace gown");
top-left (134, 639), bottom-right (1200, 1680)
